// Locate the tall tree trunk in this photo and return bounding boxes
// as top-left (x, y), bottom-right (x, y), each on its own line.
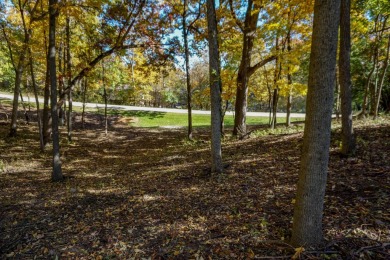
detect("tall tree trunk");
top-left (339, 0), bottom-right (355, 156)
top-left (58, 40), bottom-right (64, 126)
top-left (28, 47), bottom-right (44, 151)
top-left (43, 26), bottom-right (51, 147)
top-left (370, 17), bottom-right (388, 117)
top-left (286, 94), bottom-right (292, 127)
top-left (263, 68), bottom-right (272, 126)
top-left (271, 88), bottom-right (279, 129)
top-left (361, 16), bottom-right (380, 118)
top-left (291, 0), bottom-right (340, 247)
top-left (286, 54), bottom-right (292, 127)
top-left (19, 88), bottom-right (30, 123)
top-left (102, 59), bottom-right (108, 135)
top-left (49, 0), bottom-right (63, 182)
top-left (369, 66), bottom-right (378, 115)
top-left (373, 35), bottom-right (390, 119)
top-left (334, 71), bottom-right (340, 120)
top-left (82, 77), bottom-right (87, 128)
top-left (271, 37), bottom-right (281, 129)
top-left (286, 7), bottom-right (292, 127)
top-left (9, 68), bottom-right (23, 137)
top-left (207, 0), bottom-right (223, 173)
top-left (361, 66), bottom-right (375, 117)
top-left (7, 0), bottom-right (33, 137)
top-left (183, 0), bottom-right (193, 140)
top-left (66, 15), bottom-right (72, 142)
top-left (233, 0), bottom-right (262, 137)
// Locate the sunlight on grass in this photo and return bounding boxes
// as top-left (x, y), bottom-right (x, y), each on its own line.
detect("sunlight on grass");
top-left (108, 109), bottom-right (305, 128)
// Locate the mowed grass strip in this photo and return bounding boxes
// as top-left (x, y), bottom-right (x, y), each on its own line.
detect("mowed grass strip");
top-left (108, 109), bottom-right (304, 128)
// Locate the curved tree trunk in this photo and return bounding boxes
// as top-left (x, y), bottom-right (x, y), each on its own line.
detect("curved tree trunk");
top-left (291, 0), bottom-right (340, 246)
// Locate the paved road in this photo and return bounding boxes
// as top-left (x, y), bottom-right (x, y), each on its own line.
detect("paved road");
top-left (0, 92), bottom-right (305, 118)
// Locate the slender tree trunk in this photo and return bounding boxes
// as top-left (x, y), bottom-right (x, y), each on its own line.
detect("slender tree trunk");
top-left (263, 68), bottom-right (272, 126)
top-left (286, 94), bottom-right (292, 127)
top-left (271, 88), bottom-right (279, 129)
top-left (339, 0), bottom-right (355, 156)
top-left (334, 71), bottom-right (340, 120)
top-left (291, 0), bottom-right (340, 246)
top-left (361, 66), bottom-right (374, 117)
top-left (286, 7), bottom-right (292, 127)
top-left (102, 59), bottom-right (108, 135)
top-left (9, 65), bottom-right (23, 137)
top-left (43, 29), bottom-right (51, 146)
top-left (369, 23), bottom-right (383, 116)
top-left (82, 77), bottom-right (87, 128)
top-left (271, 37), bottom-right (280, 129)
top-left (207, 0), bottom-right (223, 173)
top-left (28, 47), bottom-right (44, 151)
top-left (7, 0), bottom-right (33, 137)
top-left (373, 35), bottom-right (390, 118)
top-left (369, 67), bottom-right (378, 115)
top-left (49, 0), bottom-right (63, 182)
top-left (361, 17), bottom-right (380, 118)
top-left (370, 18), bottom-right (387, 117)
top-left (19, 88), bottom-right (30, 123)
top-left (58, 40), bottom-right (64, 126)
top-left (221, 99), bottom-right (229, 135)
top-left (66, 15), bottom-right (72, 142)
top-left (183, 0), bottom-right (193, 140)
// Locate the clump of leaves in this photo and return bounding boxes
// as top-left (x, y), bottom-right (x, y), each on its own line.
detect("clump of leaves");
top-left (252, 124), bottom-right (304, 137)
top-left (0, 159), bottom-right (5, 173)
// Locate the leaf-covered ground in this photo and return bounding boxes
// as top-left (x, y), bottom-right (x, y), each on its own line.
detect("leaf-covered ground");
top-left (0, 107), bottom-right (389, 259)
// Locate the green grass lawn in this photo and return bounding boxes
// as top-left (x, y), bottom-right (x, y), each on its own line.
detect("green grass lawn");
top-left (0, 97), bottom-right (304, 128)
top-left (108, 109), bottom-right (304, 128)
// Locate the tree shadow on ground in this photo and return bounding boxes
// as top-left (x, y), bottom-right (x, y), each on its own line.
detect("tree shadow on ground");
top-left (0, 108), bottom-right (389, 258)
top-left (104, 108), bottom-right (166, 120)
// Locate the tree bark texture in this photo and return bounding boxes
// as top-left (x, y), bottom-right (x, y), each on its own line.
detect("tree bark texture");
top-left (291, 0), bottom-right (340, 247)
top-left (43, 30), bottom-right (51, 147)
top-left (233, 0), bottom-right (260, 136)
top-left (7, 0), bottom-right (35, 136)
top-left (286, 94), bottom-right (292, 127)
top-left (66, 15), bottom-right (73, 142)
top-left (102, 59), bottom-right (108, 135)
top-left (339, 0), bottom-right (355, 156)
top-left (373, 35), bottom-right (390, 118)
top-left (9, 68), bottom-right (23, 137)
top-left (58, 40), bottom-right (65, 126)
top-left (207, 0), bottom-right (223, 173)
top-left (183, 0), bottom-right (193, 140)
top-left (82, 77), bottom-right (87, 128)
top-left (28, 47), bottom-right (44, 151)
top-left (49, 0), bottom-right (63, 182)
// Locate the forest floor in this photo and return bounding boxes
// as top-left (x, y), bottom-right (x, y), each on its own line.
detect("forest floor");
top-left (0, 105), bottom-right (389, 259)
